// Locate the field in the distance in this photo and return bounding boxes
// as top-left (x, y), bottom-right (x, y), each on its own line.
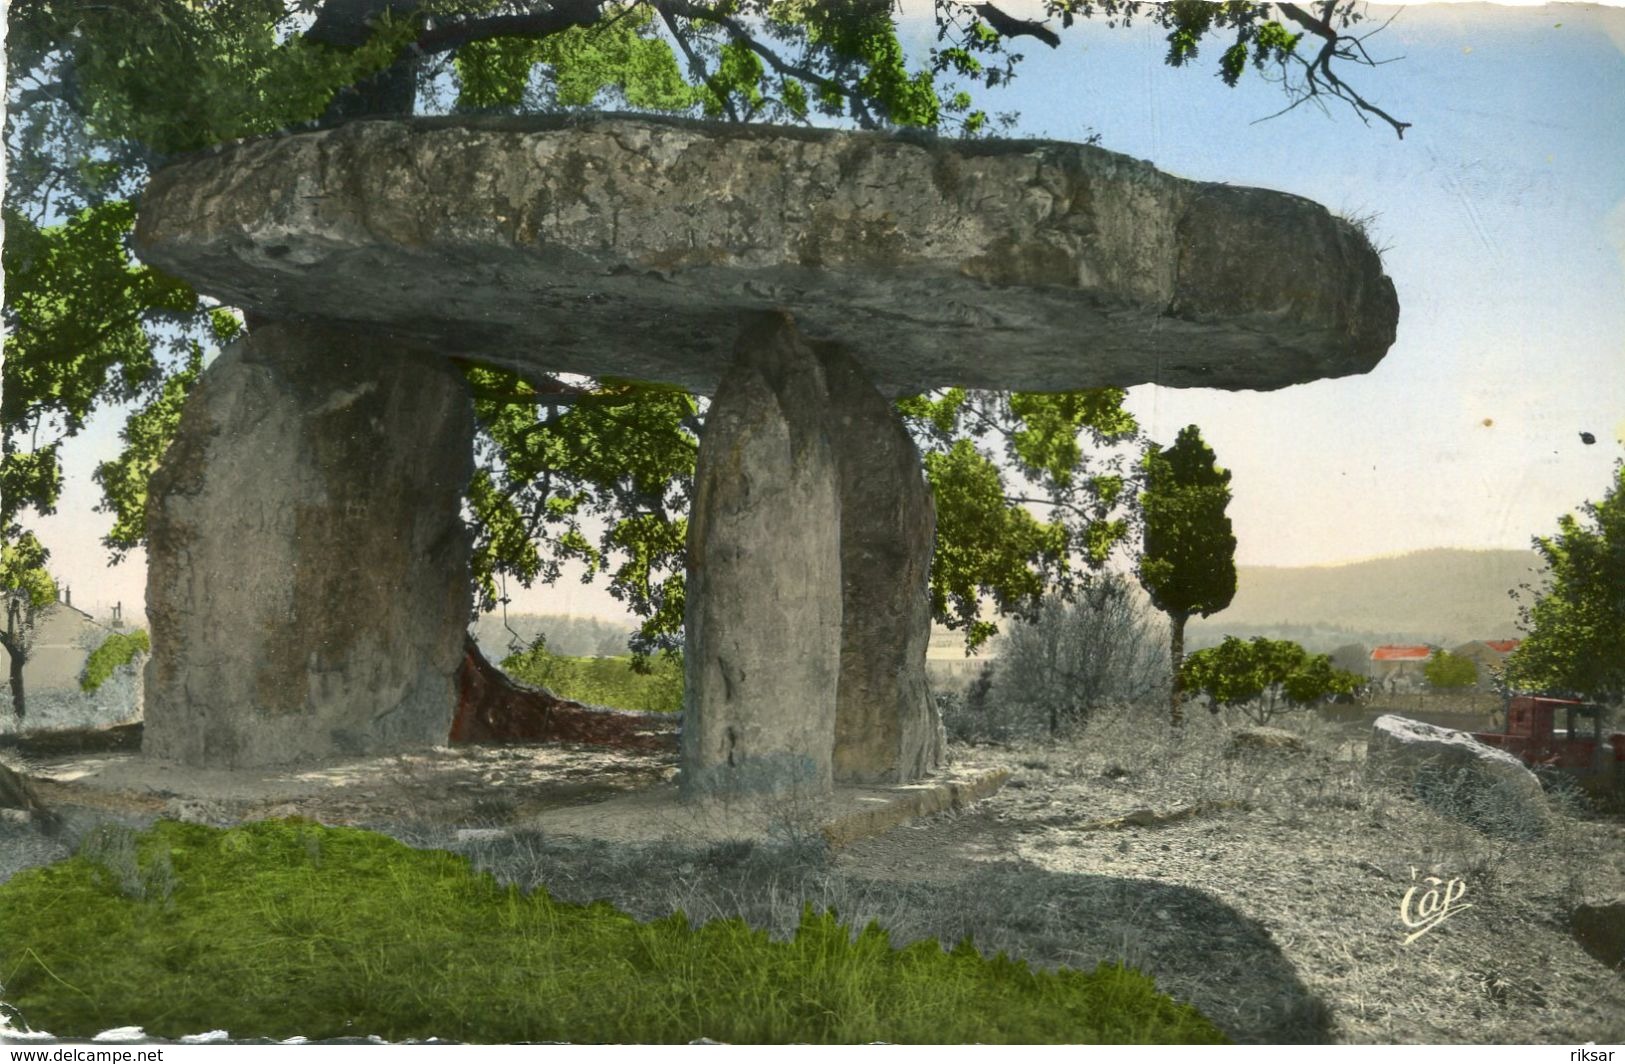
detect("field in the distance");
top-left (501, 645), bottom-right (683, 714)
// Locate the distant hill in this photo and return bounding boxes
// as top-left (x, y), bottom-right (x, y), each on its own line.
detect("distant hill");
top-left (471, 548), bottom-right (1545, 663)
top-left (1185, 548), bottom-right (1545, 653)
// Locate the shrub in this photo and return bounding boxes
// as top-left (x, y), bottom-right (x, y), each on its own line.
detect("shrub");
top-left (938, 661), bottom-right (1013, 743)
top-left (79, 629), bottom-right (149, 692)
top-left (983, 577), bottom-right (1169, 739)
top-left (1181, 636), bottom-right (1361, 725)
top-left (1424, 649), bottom-right (1479, 690)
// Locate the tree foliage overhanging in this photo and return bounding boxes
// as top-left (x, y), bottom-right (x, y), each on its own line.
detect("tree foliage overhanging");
top-left (2, 0), bottom-right (1410, 663)
top-left (1502, 461), bottom-right (1625, 704)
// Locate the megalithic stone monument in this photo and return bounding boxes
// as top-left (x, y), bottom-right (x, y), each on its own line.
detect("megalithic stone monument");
top-left (141, 321), bottom-right (474, 767)
top-left (681, 312), bottom-right (844, 799)
top-left (132, 114), bottom-right (1398, 784)
top-left (818, 340), bottom-right (944, 784)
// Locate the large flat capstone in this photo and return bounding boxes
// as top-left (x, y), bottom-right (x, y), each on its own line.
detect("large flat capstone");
top-left (133, 114), bottom-right (1398, 396)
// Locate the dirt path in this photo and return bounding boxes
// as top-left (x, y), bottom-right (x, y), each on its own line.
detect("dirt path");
top-left (833, 737), bottom-right (1625, 1044)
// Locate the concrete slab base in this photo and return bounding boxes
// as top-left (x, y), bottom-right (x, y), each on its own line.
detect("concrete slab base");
top-left (527, 767), bottom-right (1011, 849)
top-left (10, 744), bottom-right (1008, 850)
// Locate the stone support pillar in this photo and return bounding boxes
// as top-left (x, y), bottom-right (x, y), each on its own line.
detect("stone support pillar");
top-left (680, 312), bottom-right (842, 799)
top-left (680, 313), bottom-right (945, 800)
top-left (819, 346), bottom-right (946, 783)
top-left (142, 320), bottom-right (474, 768)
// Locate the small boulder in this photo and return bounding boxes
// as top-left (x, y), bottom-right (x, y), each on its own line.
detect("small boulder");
top-left (1224, 726), bottom-right (1311, 758)
top-left (1571, 895), bottom-right (1625, 972)
top-left (6, 722), bottom-right (144, 758)
top-left (1366, 714), bottom-right (1551, 839)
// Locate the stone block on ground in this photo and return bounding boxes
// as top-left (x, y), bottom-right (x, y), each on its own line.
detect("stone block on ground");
top-left (1, 722), bottom-right (144, 759)
top-left (1225, 726), bottom-right (1311, 758)
top-left (1366, 714), bottom-right (1551, 839)
top-left (0, 760), bottom-right (63, 837)
top-left (1570, 895), bottom-right (1625, 972)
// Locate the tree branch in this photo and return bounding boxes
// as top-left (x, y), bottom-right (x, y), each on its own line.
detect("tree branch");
top-left (1275, 2), bottom-right (1411, 138)
top-left (658, 0), bottom-right (879, 128)
top-left (653, 1), bottom-right (740, 123)
top-left (1005, 495), bottom-right (1098, 522)
top-left (413, 1), bottom-right (610, 56)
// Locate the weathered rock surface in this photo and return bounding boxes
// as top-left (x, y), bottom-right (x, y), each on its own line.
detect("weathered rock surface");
top-left (1570, 895), bottom-right (1625, 972)
top-left (451, 638), bottom-right (678, 752)
top-left (142, 321), bottom-right (475, 768)
top-left (134, 114), bottom-right (1398, 396)
top-left (1366, 714), bottom-right (1551, 839)
top-left (681, 312), bottom-right (842, 799)
top-left (820, 344), bottom-right (943, 783)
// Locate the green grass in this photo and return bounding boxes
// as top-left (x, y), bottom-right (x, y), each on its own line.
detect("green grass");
top-left (502, 645), bottom-right (683, 713)
top-left (0, 819), bottom-right (1228, 1044)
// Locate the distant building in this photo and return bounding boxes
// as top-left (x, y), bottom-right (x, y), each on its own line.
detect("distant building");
top-left (1450, 639), bottom-right (1522, 690)
top-left (1370, 644), bottom-right (1435, 689)
top-left (2, 588), bottom-right (144, 735)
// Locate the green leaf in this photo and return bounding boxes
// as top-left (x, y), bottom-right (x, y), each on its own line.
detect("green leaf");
top-left (81, 630), bottom-right (151, 692)
top-left (1, 532), bottom-right (58, 610)
top-left (94, 347), bottom-right (205, 560)
top-left (925, 440), bottom-right (1067, 652)
top-left (1138, 425), bottom-right (1236, 623)
top-left (1503, 461), bottom-right (1625, 701)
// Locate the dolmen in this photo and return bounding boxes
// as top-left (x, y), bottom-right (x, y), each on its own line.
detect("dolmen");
top-left (131, 114), bottom-right (1398, 800)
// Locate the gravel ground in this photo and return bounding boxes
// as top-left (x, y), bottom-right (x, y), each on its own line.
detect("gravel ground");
top-left (2, 707), bottom-right (1622, 1045)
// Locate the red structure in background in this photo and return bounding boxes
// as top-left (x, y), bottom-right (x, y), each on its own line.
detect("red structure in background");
top-left (449, 637), bottom-right (679, 752)
top-left (1473, 695), bottom-right (1625, 796)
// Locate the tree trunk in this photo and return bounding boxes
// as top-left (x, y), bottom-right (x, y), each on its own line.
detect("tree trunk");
top-left (307, 1), bottom-right (422, 122)
top-left (5, 639), bottom-right (24, 722)
top-left (1169, 611), bottom-right (1188, 729)
top-left (451, 636), bottom-right (678, 750)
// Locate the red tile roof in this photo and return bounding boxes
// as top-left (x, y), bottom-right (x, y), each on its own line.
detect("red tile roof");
top-left (1371, 645), bottom-right (1434, 662)
top-left (1484, 640), bottom-right (1521, 654)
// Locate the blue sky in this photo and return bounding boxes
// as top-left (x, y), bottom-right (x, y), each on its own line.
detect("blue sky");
top-left (32, 1), bottom-right (1625, 624)
top-left (960, 1), bottom-right (1625, 569)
